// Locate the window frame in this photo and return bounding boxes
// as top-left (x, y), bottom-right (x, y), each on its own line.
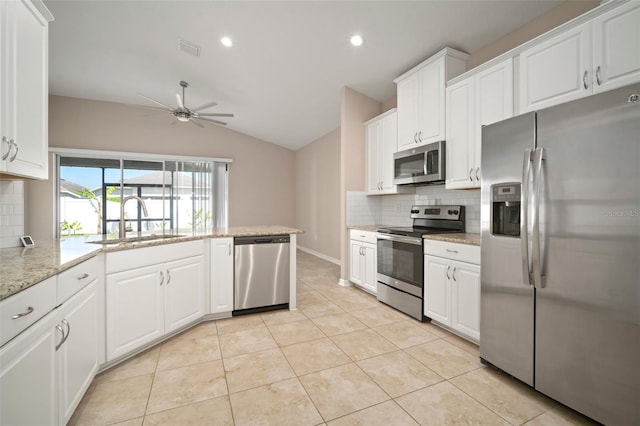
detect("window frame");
top-left (52, 148), bottom-right (231, 238)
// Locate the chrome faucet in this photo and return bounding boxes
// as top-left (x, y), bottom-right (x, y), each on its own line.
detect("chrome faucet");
top-left (119, 195), bottom-right (149, 238)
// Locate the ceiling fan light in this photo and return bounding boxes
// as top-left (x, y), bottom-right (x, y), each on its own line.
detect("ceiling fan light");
top-left (174, 111), bottom-right (190, 122)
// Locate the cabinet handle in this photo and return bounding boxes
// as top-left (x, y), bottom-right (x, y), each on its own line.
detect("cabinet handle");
top-left (11, 306), bottom-right (34, 319)
top-left (583, 70), bottom-right (588, 89)
top-left (446, 249), bottom-right (458, 254)
top-left (77, 273), bottom-right (89, 280)
top-left (418, 131), bottom-right (422, 142)
top-left (446, 265), bottom-right (451, 280)
top-left (1, 137), bottom-right (11, 160)
top-left (596, 66), bottom-right (602, 86)
top-left (413, 132), bottom-right (417, 143)
top-left (166, 270), bottom-right (171, 284)
top-left (468, 168), bottom-right (473, 182)
top-left (55, 323), bottom-right (65, 351)
top-left (159, 270), bottom-right (165, 286)
top-left (9, 140), bottom-right (18, 162)
top-left (61, 318), bottom-right (71, 347)
top-left (228, 244), bottom-right (231, 256)
top-left (475, 167), bottom-right (480, 182)
top-left (452, 267), bottom-right (457, 282)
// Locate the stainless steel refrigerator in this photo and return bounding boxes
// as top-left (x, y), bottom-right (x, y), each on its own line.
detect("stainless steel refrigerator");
top-left (480, 83), bottom-right (640, 425)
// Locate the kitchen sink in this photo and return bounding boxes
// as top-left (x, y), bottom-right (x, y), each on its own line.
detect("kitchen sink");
top-left (87, 234), bottom-right (185, 245)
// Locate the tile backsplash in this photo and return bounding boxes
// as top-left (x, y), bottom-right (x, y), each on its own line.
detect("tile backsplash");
top-left (347, 185), bottom-right (481, 233)
top-left (0, 180), bottom-right (25, 248)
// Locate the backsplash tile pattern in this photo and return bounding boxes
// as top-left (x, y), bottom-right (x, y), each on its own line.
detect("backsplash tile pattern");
top-left (347, 186), bottom-right (481, 234)
top-left (0, 181), bottom-right (25, 248)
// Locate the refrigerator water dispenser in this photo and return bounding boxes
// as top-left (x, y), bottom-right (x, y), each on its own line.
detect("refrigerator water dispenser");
top-left (491, 184), bottom-right (521, 237)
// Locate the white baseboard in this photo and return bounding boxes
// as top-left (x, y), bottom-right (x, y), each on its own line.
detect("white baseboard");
top-left (338, 278), bottom-right (352, 287)
top-left (298, 245), bottom-right (341, 265)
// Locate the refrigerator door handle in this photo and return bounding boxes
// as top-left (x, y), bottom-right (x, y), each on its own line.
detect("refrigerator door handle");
top-left (531, 147), bottom-right (544, 288)
top-left (521, 149), bottom-right (532, 286)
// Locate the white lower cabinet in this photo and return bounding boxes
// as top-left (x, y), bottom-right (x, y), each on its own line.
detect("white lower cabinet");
top-left (57, 281), bottom-right (99, 425)
top-left (105, 241), bottom-right (205, 361)
top-left (210, 238), bottom-right (234, 314)
top-left (424, 241), bottom-right (480, 341)
top-left (0, 308), bottom-right (58, 425)
top-left (164, 256), bottom-right (205, 333)
top-left (0, 280), bottom-right (98, 426)
top-left (349, 230), bottom-right (377, 294)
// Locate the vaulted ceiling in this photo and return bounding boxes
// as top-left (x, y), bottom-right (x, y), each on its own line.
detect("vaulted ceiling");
top-left (45, 1), bottom-right (563, 150)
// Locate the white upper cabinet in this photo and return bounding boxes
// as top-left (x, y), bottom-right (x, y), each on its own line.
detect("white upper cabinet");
top-left (592, 1), bottom-right (640, 93)
top-left (518, 22), bottom-right (592, 113)
top-left (0, 0), bottom-right (53, 179)
top-left (365, 109), bottom-right (412, 195)
top-left (395, 48), bottom-right (468, 152)
top-left (519, 1), bottom-right (640, 113)
top-left (446, 58), bottom-right (513, 189)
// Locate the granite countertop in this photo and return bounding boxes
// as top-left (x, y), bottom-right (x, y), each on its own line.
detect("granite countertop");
top-left (0, 225), bottom-right (303, 302)
top-left (423, 233), bottom-right (480, 246)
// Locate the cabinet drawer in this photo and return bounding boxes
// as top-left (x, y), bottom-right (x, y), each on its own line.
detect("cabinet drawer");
top-left (0, 276), bottom-right (57, 347)
top-left (424, 240), bottom-right (480, 264)
top-left (57, 256), bottom-right (100, 304)
top-left (106, 240), bottom-right (204, 274)
top-left (350, 230), bottom-right (377, 245)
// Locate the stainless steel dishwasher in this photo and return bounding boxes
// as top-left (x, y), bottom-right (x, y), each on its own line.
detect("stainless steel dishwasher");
top-left (234, 235), bottom-right (290, 314)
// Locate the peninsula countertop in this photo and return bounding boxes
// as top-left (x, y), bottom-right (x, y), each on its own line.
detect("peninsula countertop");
top-left (0, 226), bottom-right (303, 301)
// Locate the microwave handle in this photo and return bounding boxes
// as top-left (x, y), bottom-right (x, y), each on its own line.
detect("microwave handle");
top-left (423, 153), bottom-right (428, 176)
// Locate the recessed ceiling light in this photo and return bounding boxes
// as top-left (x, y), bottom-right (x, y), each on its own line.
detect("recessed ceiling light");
top-left (221, 36), bottom-right (233, 47)
top-left (350, 34), bottom-right (363, 47)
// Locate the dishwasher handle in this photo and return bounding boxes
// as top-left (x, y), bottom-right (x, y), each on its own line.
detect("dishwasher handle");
top-left (234, 235), bottom-right (290, 245)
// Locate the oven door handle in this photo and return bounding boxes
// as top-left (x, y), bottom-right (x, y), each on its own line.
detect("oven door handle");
top-left (376, 234), bottom-right (423, 246)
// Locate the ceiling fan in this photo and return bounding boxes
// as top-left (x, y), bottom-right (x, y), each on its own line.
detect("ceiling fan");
top-left (137, 81), bottom-right (234, 127)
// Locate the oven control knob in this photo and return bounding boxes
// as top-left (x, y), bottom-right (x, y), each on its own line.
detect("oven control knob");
top-left (454, 210), bottom-right (459, 215)
top-left (448, 210), bottom-right (453, 215)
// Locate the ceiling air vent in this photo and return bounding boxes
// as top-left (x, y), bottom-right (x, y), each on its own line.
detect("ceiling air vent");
top-left (178, 39), bottom-right (201, 57)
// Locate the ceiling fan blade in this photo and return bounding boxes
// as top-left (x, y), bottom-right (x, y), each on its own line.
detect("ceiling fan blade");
top-left (176, 93), bottom-right (185, 110)
top-left (189, 118), bottom-right (205, 128)
top-left (192, 101), bottom-right (218, 112)
top-left (198, 117), bottom-right (228, 126)
top-left (137, 93), bottom-right (175, 110)
top-left (197, 113), bottom-right (235, 117)
top-left (138, 105), bottom-right (172, 113)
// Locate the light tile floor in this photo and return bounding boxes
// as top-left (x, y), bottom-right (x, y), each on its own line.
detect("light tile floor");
top-left (70, 250), bottom-right (596, 426)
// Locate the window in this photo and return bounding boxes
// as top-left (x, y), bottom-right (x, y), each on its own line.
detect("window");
top-left (56, 151), bottom-right (229, 237)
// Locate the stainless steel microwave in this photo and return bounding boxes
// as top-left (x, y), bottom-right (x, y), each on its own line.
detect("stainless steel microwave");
top-left (393, 141), bottom-right (445, 185)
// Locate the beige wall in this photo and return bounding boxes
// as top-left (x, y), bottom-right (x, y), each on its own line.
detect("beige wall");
top-left (467, 0), bottom-right (599, 69)
top-left (295, 128), bottom-right (340, 261)
top-left (26, 95), bottom-right (295, 240)
top-left (339, 87), bottom-right (381, 280)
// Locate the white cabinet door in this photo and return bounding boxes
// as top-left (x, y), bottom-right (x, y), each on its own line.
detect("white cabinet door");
top-left (361, 242), bottom-right (377, 294)
top-left (58, 281), bottom-right (98, 425)
top-left (349, 241), bottom-right (364, 286)
top-left (0, 310), bottom-right (58, 426)
top-left (475, 58), bottom-right (514, 182)
top-left (365, 121), bottom-right (381, 194)
top-left (451, 261), bottom-right (480, 341)
top-left (445, 77), bottom-right (475, 189)
top-left (418, 59), bottom-right (445, 145)
top-left (0, 0), bottom-right (50, 179)
top-left (519, 22), bottom-right (591, 113)
top-left (397, 74), bottom-right (420, 151)
top-left (210, 238), bottom-right (234, 314)
top-left (106, 265), bottom-right (164, 360)
top-left (164, 256), bottom-right (205, 333)
top-left (424, 255), bottom-right (450, 324)
top-left (379, 112), bottom-right (397, 192)
top-left (592, 1), bottom-right (640, 93)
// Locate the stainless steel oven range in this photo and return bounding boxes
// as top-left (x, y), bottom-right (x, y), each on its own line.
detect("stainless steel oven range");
top-left (376, 205), bottom-right (465, 320)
